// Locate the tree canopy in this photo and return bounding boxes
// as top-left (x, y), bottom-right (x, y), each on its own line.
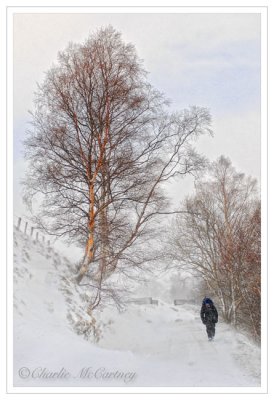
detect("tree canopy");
top-left (24, 26), bottom-right (212, 310)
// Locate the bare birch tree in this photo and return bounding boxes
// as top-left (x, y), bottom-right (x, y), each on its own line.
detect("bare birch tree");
top-left (23, 26), bottom-right (212, 310)
top-left (167, 156), bottom-right (260, 337)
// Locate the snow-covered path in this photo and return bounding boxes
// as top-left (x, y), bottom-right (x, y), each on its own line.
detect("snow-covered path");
top-left (95, 302), bottom-right (260, 387)
top-left (13, 230), bottom-right (260, 387)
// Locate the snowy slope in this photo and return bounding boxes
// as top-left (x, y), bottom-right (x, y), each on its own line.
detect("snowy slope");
top-left (13, 229), bottom-right (261, 387)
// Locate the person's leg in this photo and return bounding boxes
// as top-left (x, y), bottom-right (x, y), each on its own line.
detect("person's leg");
top-left (206, 323), bottom-right (212, 339)
top-left (212, 323), bottom-right (216, 338)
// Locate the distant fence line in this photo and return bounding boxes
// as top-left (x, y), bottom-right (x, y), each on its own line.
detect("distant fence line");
top-left (174, 299), bottom-right (198, 306)
top-left (14, 215), bottom-right (51, 246)
top-left (126, 297), bottom-right (159, 306)
top-left (127, 298), bottom-right (199, 307)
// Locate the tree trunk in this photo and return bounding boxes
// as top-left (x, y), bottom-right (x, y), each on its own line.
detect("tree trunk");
top-left (99, 207), bottom-right (108, 276)
top-left (78, 97), bottom-right (111, 285)
top-left (77, 184), bottom-right (95, 284)
top-left (231, 276), bottom-right (237, 326)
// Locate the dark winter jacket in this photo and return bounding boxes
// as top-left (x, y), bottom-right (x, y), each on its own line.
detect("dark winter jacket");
top-left (200, 303), bottom-right (218, 325)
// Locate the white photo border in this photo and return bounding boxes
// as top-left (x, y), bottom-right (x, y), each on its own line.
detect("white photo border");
top-left (2, 3), bottom-right (269, 397)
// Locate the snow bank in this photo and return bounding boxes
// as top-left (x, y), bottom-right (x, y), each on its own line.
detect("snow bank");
top-left (13, 229), bottom-right (261, 387)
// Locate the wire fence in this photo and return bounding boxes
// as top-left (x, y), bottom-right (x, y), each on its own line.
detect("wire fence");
top-left (13, 216), bottom-right (164, 307)
top-left (14, 215), bottom-right (51, 246)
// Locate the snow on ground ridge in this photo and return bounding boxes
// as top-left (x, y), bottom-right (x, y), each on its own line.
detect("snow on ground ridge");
top-left (13, 228), bottom-right (261, 387)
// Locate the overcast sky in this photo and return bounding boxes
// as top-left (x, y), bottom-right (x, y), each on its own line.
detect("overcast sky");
top-left (13, 12), bottom-right (261, 218)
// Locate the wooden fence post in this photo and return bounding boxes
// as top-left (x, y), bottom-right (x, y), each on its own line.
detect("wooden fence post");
top-left (17, 217), bottom-right (22, 230)
top-left (24, 221), bottom-right (28, 234)
top-left (30, 227), bottom-right (34, 237)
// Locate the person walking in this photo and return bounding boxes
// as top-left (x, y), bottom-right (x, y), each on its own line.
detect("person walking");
top-left (200, 297), bottom-right (218, 341)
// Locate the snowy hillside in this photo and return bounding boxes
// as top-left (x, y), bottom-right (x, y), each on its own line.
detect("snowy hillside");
top-left (13, 228), bottom-right (261, 387)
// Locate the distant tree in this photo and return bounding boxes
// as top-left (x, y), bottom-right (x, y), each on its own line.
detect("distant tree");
top-left (24, 26), bottom-right (212, 311)
top-left (167, 156), bottom-right (260, 338)
top-left (235, 202), bottom-right (261, 339)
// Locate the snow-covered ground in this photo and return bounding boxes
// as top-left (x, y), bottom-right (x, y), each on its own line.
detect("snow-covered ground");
top-left (13, 229), bottom-right (261, 387)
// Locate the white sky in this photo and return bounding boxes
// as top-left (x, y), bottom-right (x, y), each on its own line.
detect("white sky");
top-left (13, 11), bottom-right (261, 216)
